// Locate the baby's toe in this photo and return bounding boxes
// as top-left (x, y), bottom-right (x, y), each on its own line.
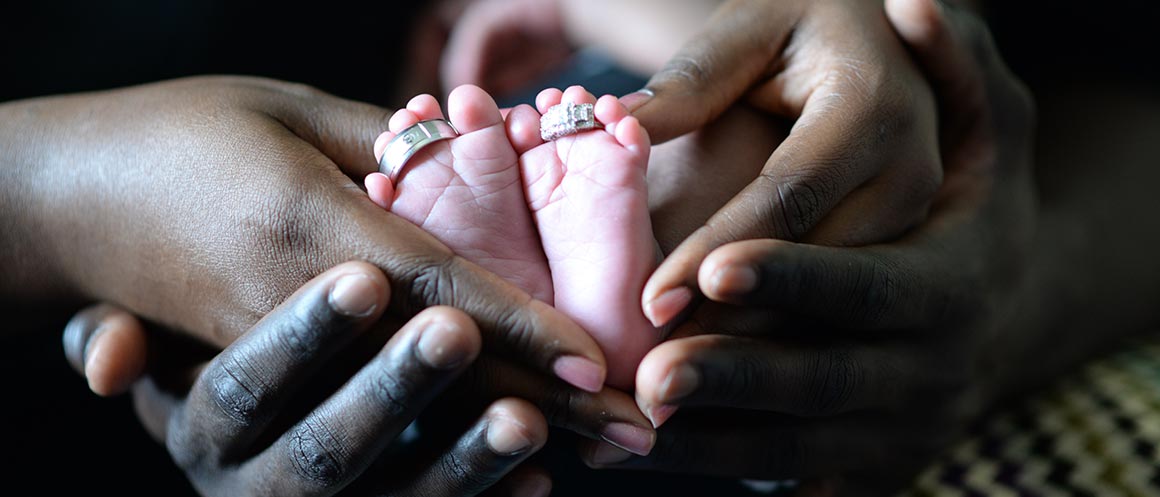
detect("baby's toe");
top-left (506, 104), bottom-right (545, 154)
top-left (561, 85), bottom-right (597, 106)
top-left (595, 95), bottom-right (630, 135)
top-left (447, 85), bottom-right (503, 134)
top-left (389, 108), bottom-right (422, 134)
top-left (364, 172), bottom-right (396, 210)
top-left (613, 116), bottom-right (650, 155)
top-left (536, 88), bottom-right (564, 115)
top-left (406, 94), bottom-right (445, 121)
top-left (373, 131), bottom-right (393, 162)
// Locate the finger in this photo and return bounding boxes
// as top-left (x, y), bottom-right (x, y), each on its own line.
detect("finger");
top-left (333, 198), bottom-right (609, 392)
top-left (580, 411), bottom-right (886, 479)
top-left (259, 80), bottom-right (394, 179)
top-left (628, 2), bottom-right (797, 143)
top-left (391, 398), bottom-right (549, 497)
top-left (696, 239), bottom-right (941, 330)
top-left (132, 375), bottom-right (187, 443)
top-left (634, 336), bottom-right (910, 426)
top-left (168, 261), bottom-right (390, 464)
top-left (455, 356), bottom-right (657, 456)
top-left (886, 0), bottom-right (984, 118)
top-left (250, 306), bottom-right (481, 494)
top-left (641, 77), bottom-right (940, 329)
top-left (63, 303), bottom-right (148, 396)
top-left (887, 0), bottom-right (1035, 152)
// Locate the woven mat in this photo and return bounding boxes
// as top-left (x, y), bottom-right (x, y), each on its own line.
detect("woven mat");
top-left (899, 342), bottom-right (1160, 496)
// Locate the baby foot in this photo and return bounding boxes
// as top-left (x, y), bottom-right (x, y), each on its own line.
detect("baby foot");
top-left (507, 86), bottom-right (658, 389)
top-left (367, 85), bottom-right (552, 302)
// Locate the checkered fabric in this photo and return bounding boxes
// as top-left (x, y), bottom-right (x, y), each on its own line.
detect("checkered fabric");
top-left (899, 342), bottom-right (1160, 497)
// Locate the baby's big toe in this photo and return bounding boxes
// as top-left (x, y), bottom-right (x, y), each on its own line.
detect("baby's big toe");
top-left (613, 115), bottom-right (650, 155)
top-left (447, 85), bottom-right (504, 134)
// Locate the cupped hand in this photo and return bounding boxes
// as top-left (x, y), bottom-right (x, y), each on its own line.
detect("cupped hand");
top-left (64, 262), bottom-right (556, 497)
top-left (19, 75), bottom-right (608, 392)
top-left (594, 1), bottom-right (1038, 493)
top-left (633, 0), bottom-right (944, 328)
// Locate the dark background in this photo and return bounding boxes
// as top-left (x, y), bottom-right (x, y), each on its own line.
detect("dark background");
top-left (2, 0), bottom-right (1156, 494)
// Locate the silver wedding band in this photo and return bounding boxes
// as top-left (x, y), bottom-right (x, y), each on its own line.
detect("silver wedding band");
top-left (540, 102), bottom-right (602, 142)
top-left (379, 119), bottom-right (460, 183)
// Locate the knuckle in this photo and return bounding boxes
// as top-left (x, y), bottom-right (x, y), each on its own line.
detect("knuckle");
top-left (206, 356), bottom-right (265, 425)
top-left (367, 366), bottom-right (416, 419)
top-left (490, 299), bottom-right (542, 359)
top-left (436, 446), bottom-right (495, 494)
top-left (655, 55), bottom-right (713, 94)
top-left (715, 352), bottom-right (769, 407)
top-left (849, 256), bottom-right (901, 328)
top-left (266, 293), bottom-right (339, 358)
top-left (287, 418), bottom-right (347, 488)
top-left (399, 254), bottom-right (459, 315)
top-left (245, 182), bottom-right (320, 256)
top-left (537, 384), bottom-right (579, 429)
top-left (800, 350), bottom-right (861, 416)
top-left (759, 171), bottom-right (835, 240)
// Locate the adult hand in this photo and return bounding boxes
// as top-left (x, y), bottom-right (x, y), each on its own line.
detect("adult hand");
top-left (593, 1), bottom-right (1038, 494)
top-left (4, 76), bottom-right (608, 393)
top-left (633, 0), bottom-right (944, 328)
top-left (64, 266), bottom-right (657, 461)
top-left (64, 261), bottom-right (555, 497)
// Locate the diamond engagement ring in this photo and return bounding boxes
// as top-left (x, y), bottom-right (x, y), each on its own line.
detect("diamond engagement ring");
top-left (540, 102), bottom-right (602, 142)
top-left (379, 119), bottom-right (460, 183)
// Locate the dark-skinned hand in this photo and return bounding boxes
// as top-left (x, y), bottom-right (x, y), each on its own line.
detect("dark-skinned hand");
top-left (64, 262), bottom-right (661, 496)
top-left (629, 0), bottom-right (945, 329)
top-left (1, 75), bottom-right (612, 394)
top-left (588, 2), bottom-right (1039, 496)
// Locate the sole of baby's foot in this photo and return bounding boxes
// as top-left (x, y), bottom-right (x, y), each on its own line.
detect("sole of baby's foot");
top-left (507, 86), bottom-right (656, 389)
top-left (367, 85), bottom-right (552, 303)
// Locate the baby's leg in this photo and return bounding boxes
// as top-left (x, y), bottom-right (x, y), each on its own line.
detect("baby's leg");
top-left (507, 86), bottom-right (657, 389)
top-left (367, 85), bottom-right (552, 302)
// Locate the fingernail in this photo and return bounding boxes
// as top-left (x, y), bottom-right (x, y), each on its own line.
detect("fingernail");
top-left (621, 88), bottom-right (655, 112)
top-left (553, 355), bottom-right (605, 393)
top-left (512, 474), bottom-right (552, 497)
top-left (329, 273), bottom-right (379, 317)
top-left (83, 327), bottom-right (112, 395)
top-left (589, 441), bottom-right (633, 466)
top-left (80, 324), bottom-right (109, 372)
top-left (416, 320), bottom-right (470, 370)
top-left (647, 404), bottom-right (679, 429)
top-left (486, 416), bottom-right (534, 456)
top-left (711, 264), bottom-right (760, 297)
top-left (643, 286), bottom-right (693, 328)
top-left (600, 422), bottom-right (655, 456)
top-left (659, 364), bottom-right (700, 404)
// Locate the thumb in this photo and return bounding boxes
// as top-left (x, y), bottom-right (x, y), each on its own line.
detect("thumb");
top-left (627, 1), bottom-right (795, 143)
top-left (63, 304), bottom-right (148, 397)
top-left (272, 88), bottom-right (395, 179)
